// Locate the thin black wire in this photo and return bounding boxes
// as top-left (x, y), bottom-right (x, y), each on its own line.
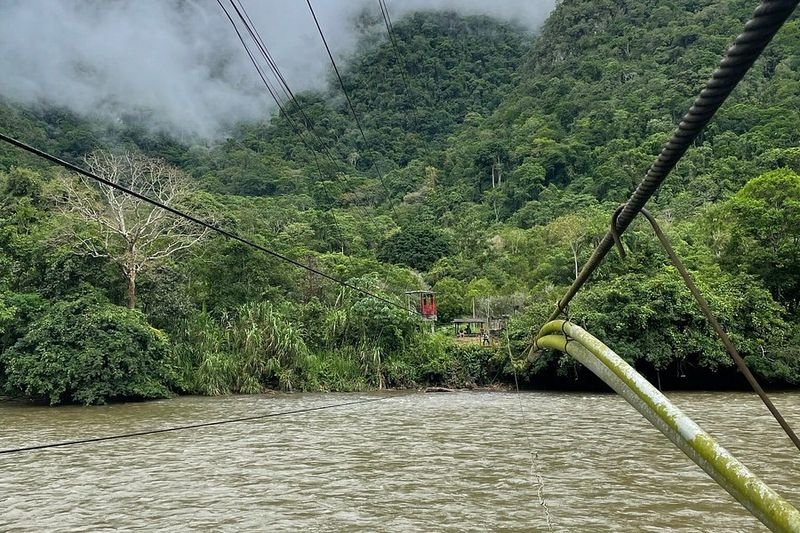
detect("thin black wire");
top-left (232, 0), bottom-right (320, 134)
top-left (0, 132), bottom-right (416, 314)
top-left (304, 0), bottom-right (400, 214)
top-left (216, 0), bottom-right (284, 122)
top-left (216, 0), bottom-right (350, 252)
top-left (227, 0), bottom-right (345, 170)
top-left (226, 0), bottom-right (374, 202)
top-left (238, 0), bottom-right (400, 206)
top-left (231, 0), bottom-right (294, 104)
top-left (221, 0), bottom-right (376, 235)
top-left (0, 397), bottom-right (388, 455)
top-left (216, 0), bottom-right (329, 184)
top-left (378, 0), bottom-right (398, 51)
top-left (549, 0), bottom-right (799, 322)
top-left (377, 0), bottom-right (419, 130)
top-left (504, 328), bottom-right (554, 530)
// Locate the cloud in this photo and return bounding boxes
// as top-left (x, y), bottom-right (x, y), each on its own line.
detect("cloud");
top-left (0, 0), bottom-right (555, 139)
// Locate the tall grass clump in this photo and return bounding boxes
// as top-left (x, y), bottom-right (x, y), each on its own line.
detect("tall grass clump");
top-left (175, 302), bottom-right (310, 394)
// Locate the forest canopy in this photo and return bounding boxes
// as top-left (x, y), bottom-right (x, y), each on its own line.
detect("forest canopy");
top-left (1, 2), bottom-right (799, 404)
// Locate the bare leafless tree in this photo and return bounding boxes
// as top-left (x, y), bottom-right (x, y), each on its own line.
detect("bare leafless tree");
top-left (58, 150), bottom-right (210, 308)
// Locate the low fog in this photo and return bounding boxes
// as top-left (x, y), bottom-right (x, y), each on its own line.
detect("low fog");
top-left (0, 0), bottom-right (555, 139)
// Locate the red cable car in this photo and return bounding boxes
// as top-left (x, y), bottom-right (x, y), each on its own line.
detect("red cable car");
top-left (405, 290), bottom-right (437, 321)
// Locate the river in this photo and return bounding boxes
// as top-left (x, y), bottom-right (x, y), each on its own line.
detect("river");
top-left (2, 391), bottom-right (799, 532)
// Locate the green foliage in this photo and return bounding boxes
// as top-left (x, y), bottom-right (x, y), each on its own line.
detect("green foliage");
top-left (378, 225), bottom-right (450, 271)
top-left (1, 294), bottom-right (173, 405)
top-left (174, 12), bottom-right (530, 206)
top-left (2, 167), bottom-right (43, 201)
top-left (721, 169), bottom-right (800, 310)
top-left (417, 334), bottom-right (495, 388)
top-left (747, 323), bottom-right (800, 385)
top-left (340, 11), bottom-right (530, 167)
top-left (382, 332), bottom-right (497, 389)
top-left (174, 301), bottom-right (310, 395)
top-left (327, 280), bottom-right (420, 354)
top-left (571, 265), bottom-right (791, 381)
top-left (2, 5), bottom-right (800, 399)
top-left (432, 277), bottom-right (469, 323)
top-left (0, 290), bottom-right (45, 354)
top-left (304, 347), bottom-right (371, 392)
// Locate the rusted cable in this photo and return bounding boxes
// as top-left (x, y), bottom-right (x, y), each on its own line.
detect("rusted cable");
top-left (631, 208), bottom-right (800, 452)
top-left (548, 0), bottom-right (799, 322)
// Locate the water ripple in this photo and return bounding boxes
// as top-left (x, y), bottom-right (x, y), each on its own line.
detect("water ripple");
top-left (1, 391), bottom-right (799, 531)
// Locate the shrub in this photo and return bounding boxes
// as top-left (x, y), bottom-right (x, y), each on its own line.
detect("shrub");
top-left (2, 294), bottom-right (173, 405)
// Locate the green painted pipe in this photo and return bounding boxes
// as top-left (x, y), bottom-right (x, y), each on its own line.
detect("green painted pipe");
top-left (533, 320), bottom-right (800, 533)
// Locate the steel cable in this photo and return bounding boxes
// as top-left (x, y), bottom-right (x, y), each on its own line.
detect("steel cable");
top-left (549, 0), bottom-right (799, 322)
top-left (216, 0), bottom-right (352, 252)
top-left (225, 0), bottom-right (379, 230)
top-left (0, 132), bottom-right (415, 314)
top-left (377, 0), bottom-right (420, 131)
top-left (0, 397), bottom-right (389, 455)
top-left (304, 0), bottom-right (400, 214)
top-left (627, 207), bottom-right (800, 452)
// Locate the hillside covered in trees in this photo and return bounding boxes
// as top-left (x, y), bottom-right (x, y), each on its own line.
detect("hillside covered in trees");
top-left (1, 1), bottom-right (799, 404)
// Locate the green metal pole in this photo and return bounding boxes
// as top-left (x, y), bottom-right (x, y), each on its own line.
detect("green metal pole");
top-left (534, 320), bottom-right (800, 532)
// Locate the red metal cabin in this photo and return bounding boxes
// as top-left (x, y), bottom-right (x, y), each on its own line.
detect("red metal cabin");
top-left (420, 292), bottom-right (437, 320)
top-left (405, 290), bottom-right (437, 321)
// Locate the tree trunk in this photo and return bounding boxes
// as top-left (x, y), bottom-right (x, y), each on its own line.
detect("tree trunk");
top-left (126, 272), bottom-right (137, 309)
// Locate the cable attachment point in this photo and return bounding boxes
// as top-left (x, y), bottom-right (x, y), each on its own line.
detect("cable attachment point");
top-left (526, 345), bottom-right (544, 363)
top-left (554, 299), bottom-right (571, 321)
top-left (610, 204), bottom-right (627, 259)
top-left (560, 319), bottom-right (576, 350)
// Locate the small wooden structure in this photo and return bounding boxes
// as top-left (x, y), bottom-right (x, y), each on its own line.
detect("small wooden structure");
top-left (452, 317), bottom-right (488, 338)
top-left (452, 316), bottom-right (508, 346)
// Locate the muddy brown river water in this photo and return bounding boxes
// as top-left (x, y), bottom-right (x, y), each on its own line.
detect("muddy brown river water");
top-left (2, 391), bottom-right (799, 531)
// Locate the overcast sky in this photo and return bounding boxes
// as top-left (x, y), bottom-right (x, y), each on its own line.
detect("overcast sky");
top-left (0, 0), bottom-right (555, 139)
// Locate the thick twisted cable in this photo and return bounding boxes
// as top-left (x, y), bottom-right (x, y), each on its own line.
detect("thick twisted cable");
top-left (549, 0), bottom-right (799, 321)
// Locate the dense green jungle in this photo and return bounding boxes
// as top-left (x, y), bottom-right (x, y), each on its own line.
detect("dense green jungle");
top-left (1, 1), bottom-right (800, 405)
